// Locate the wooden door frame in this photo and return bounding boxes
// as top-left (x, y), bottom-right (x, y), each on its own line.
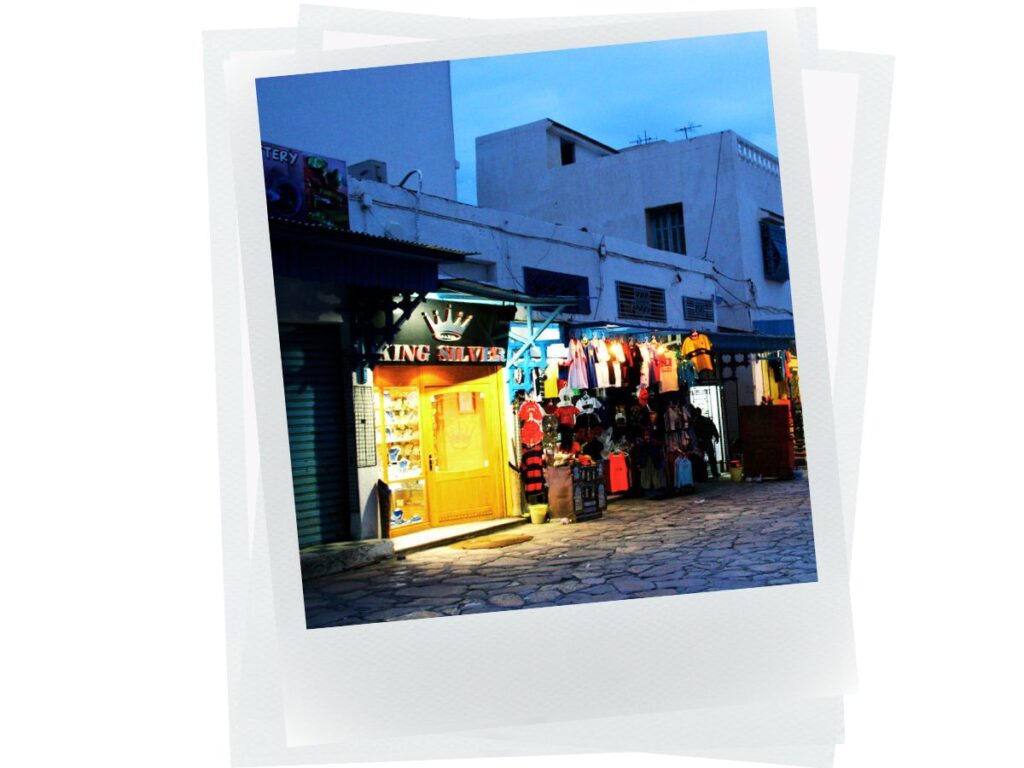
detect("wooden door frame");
top-left (374, 365), bottom-right (508, 531)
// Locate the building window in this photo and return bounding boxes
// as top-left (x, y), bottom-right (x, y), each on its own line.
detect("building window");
top-left (523, 267), bottom-right (591, 314)
top-left (560, 138), bottom-right (576, 166)
top-left (683, 296), bottom-right (715, 323)
top-left (616, 281), bottom-right (667, 323)
top-left (646, 203), bottom-right (687, 255)
top-left (760, 218), bottom-right (789, 282)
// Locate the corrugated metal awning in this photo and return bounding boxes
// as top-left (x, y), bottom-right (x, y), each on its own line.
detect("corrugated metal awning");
top-left (269, 219), bottom-right (469, 293)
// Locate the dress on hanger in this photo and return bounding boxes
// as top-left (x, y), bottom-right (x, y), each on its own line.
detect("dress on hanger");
top-left (584, 339), bottom-right (600, 388)
top-left (567, 339), bottom-right (589, 390)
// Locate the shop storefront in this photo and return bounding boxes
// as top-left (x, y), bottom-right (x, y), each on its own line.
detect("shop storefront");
top-left (373, 299), bottom-right (517, 536)
top-left (500, 323), bottom-right (803, 507)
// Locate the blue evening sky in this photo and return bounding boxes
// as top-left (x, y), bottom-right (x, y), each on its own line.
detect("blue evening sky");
top-left (451, 32), bottom-right (777, 204)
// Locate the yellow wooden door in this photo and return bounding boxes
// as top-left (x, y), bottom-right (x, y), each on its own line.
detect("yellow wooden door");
top-left (423, 378), bottom-right (504, 526)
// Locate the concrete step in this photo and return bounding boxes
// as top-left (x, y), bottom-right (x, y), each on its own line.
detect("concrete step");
top-left (394, 517), bottom-right (529, 556)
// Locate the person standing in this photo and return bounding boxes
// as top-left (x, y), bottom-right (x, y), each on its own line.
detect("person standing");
top-left (692, 407), bottom-right (721, 478)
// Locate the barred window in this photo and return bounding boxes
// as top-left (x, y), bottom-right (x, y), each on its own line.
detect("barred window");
top-left (646, 203), bottom-right (687, 255)
top-left (760, 219), bottom-right (789, 282)
top-left (616, 281), bottom-right (667, 323)
top-left (683, 296), bottom-right (715, 323)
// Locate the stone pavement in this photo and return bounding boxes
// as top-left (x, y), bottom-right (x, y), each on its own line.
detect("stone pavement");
top-left (304, 478), bottom-right (817, 628)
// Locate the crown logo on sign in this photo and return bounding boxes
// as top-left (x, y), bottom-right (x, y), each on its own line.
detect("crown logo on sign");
top-left (422, 305), bottom-right (473, 341)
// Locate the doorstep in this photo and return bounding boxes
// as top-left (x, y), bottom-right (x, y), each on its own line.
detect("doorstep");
top-left (393, 517), bottom-right (528, 556)
top-left (300, 539), bottom-right (394, 581)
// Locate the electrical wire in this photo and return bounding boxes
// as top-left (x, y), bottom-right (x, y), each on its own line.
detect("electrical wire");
top-left (701, 132), bottom-right (725, 261)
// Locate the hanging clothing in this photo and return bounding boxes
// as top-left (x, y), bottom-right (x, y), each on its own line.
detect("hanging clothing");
top-left (543, 359), bottom-right (561, 399)
top-left (518, 400), bottom-right (544, 423)
top-left (555, 403), bottom-right (579, 427)
top-left (677, 357), bottom-right (699, 389)
top-left (664, 403), bottom-right (683, 432)
top-left (658, 347), bottom-right (679, 392)
top-left (607, 452), bottom-right (630, 493)
top-left (625, 341), bottom-right (642, 388)
top-left (638, 343), bottom-right (653, 388)
top-left (584, 340), bottom-right (600, 389)
top-left (520, 419), bottom-right (543, 447)
top-left (682, 333), bottom-right (714, 373)
top-left (647, 343), bottom-right (661, 387)
top-left (594, 339), bottom-right (611, 389)
top-left (522, 447), bottom-right (546, 493)
top-left (608, 341), bottom-right (626, 388)
top-left (674, 455), bottom-right (694, 488)
top-left (567, 339), bottom-right (589, 390)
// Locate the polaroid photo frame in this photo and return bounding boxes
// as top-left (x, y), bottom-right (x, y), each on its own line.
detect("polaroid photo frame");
top-left (205, 7), bottom-right (888, 768)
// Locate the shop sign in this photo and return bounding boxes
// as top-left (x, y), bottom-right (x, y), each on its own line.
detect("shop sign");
top-left (262, 142), bottom-right (349, 231)
top-left (379, 299), bottom-right (515, 365)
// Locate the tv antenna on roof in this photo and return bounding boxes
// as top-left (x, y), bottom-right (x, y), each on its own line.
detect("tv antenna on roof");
top-left (629, 130), bottom-right (658, 146)
top-left (676, 122), bottom-right (703, 140)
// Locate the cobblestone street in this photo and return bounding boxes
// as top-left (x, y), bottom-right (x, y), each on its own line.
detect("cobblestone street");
top-left (304, 478), bottom-right (817, 628)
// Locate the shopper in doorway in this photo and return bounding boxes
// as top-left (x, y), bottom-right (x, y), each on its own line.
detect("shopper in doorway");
top-left (692, 407), bottom-right (721, 479)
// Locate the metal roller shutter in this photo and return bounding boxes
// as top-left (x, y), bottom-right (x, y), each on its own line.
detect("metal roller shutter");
top-left (279, 323), bottom-right (353, 546)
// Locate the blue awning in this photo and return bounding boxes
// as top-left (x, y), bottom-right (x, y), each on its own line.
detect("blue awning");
top-left (752, 318), bottom-right (796, 337)
top-left (709, 331), bottom-right (794, 353)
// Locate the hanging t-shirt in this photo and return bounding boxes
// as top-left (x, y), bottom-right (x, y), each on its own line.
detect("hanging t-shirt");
top-left (555, 404), bottom-right (579, 427)
top-left (657, 349), bottom-right (679, 392)
top-left (682, 333), bottom-right (714, 373)
top-left (518, 400), bottom-right (544, 423)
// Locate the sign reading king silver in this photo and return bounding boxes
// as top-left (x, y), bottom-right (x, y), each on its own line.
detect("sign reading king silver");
top-left (379, 300), bottom-right (514, 365)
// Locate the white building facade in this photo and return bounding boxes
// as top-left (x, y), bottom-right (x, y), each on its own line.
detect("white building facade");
top-left (476, 119), bottom-right (792, 335)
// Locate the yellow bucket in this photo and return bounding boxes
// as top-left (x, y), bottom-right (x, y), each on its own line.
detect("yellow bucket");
top-left (728, 467), bottom-right (744, 482)
top-left (528, 504), bottom-right (549, 525)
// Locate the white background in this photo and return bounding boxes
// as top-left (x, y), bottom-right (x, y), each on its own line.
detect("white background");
top-left (2, 2), bottom-right (1020, 768)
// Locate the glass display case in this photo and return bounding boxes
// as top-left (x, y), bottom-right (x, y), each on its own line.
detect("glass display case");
top-left (378, 387), bottom-right (428, 532)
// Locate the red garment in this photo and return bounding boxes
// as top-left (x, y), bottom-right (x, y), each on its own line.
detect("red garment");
top-left (555, 404), bottom-right (579, 426)
top-left (520, 420), bottom-right (543, 447)
top-left (518, 400), bottom-right (544, 422)
top-left (637, 386), bottom-right (650, 406)
top-left (608, 453), bottom-right (630, 493)
top-left (522, 447), bottom-right (545, 493)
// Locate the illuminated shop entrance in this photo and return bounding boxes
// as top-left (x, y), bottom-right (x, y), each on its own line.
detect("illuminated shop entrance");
top-left (371, 298), bottom-right (517, 536)
top-left (375, 365), bottom-right (506, 536)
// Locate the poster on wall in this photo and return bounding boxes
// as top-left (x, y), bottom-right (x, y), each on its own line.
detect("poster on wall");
top-left (261, 141), bottom-right (350, 231)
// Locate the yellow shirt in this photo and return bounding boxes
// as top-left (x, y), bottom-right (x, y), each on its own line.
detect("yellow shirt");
top-left (682, 334), bottom-right (713, 373)
top-left (544, 360), bottom-right (561, 399)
